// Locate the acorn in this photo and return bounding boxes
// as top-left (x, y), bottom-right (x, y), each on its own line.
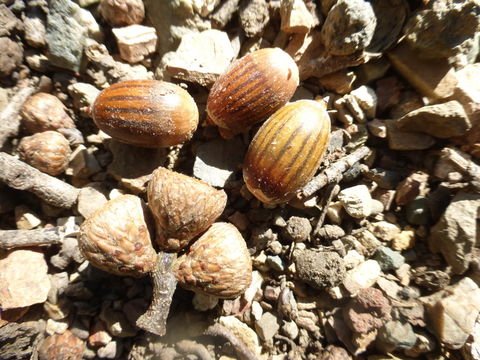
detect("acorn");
top-left (243, 100), bottom-right (331, 205)
top-left (79, 194), bottom-right (157, 277)
top-left (207, 48), bottom-right (299, 138)
top-left (92, 80), bottom-right (199, 148)
top-left (21, 93), bottom-right (76, 134)
top-left (17, 131), bottom-right (71, 176)
top-left (147, 167), bottom-right (227, 252)
top-left (173, 222), bottom-right (252, 298)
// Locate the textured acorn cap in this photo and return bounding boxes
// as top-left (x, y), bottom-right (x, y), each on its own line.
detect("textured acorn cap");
top-left (147, 167), bottom-right (227, 252)
top-left (243, 100), bottom-right (331, 205)
top-left (173, 222), bottom-right (252, 299)
top-left (79, 195), bottom-right (157, 277)
top-left (207, 48), bottom-right (299, 138)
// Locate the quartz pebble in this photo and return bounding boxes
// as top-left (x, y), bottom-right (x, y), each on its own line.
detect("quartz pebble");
top-left (338, 185), bottom-right (373, 218)
top-left (350, 86), bottom-right (377, 119)
top-left (342, 259), bottom-right (381, 296)
top-left (255, 312), bottom-right (280, 341)
top-left (112, 25), bottom-right (157, 63)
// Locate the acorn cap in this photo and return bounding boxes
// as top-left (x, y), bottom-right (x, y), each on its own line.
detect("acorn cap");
top-left (79, 195), bottom-right (157, 277)
top-left (147, 167), bottom-right (227, 252)
top-left (173, 222), bottom-right (252, 299)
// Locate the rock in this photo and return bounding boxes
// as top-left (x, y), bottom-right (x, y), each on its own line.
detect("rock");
top-left (356, 57), bottom-right (391, 85)
top-left (25, 51), bottom-right (50, 72)
top-left (338, 185), bottom-right (373, 218)
top-left (266, 255), bottom-right (285, 272)
top-left (192, 0), bottom-right (221, 17)
top-left (24, 10), bottom-right (47, 48)
top-left (66, 145), bottom-right (102, 179)
top-left (385, 119), bottom-right (436, 151)
top-left (0, 4), bottom-right (21, 36)
top-left (219, 316), bottom-right (261, 357)
top-left (343, 260), bottom-right (381, 296)
top-left (353, 230), bottom-right (381, 254)
top-left (428, 192), bottom-right (480, 274)
top-left (452, 63), bottom-right (480, 127)
top-left (281, 320), bottom-right (299, 340)
top-left (406, 197), bottom-right (430, 226)
top-left (280, 0), bottom-right (314, 34)
top-left (420, 277), bottom-right (480, 349)
top-left (387, 41), bottom-right (457, 101)
top-left (461, 318), bottom-right (480, 360)
top-left (107, 140), bottom-right (166, 194)
top-left (46, 0), bottom-right (87, 72)
top-left (192, 293), bottom-right (218, 311)
top-left (0, 249), bottom-right (50, 309)
top-left (227, 211), bottom-right (249, 231)
top-left (48, 272), bottom-right (69, 304)
top-left (242, 270), bottom-right (264, 306)
top-left (255, 312), bottom-right (280, 341)
top-left (377, 320), bottom-right (417, 352)
top-left (343, 287), bottom-right (391, 333)
top-left (283, 216), bottom-right (312, 242)
top-left (373, 246), bottom-right (405, 271)
top-left (97, 341), bottom-right (120, 359)
top-left (239, 0), bottom-right (269, 37)
top-left (99, 0), bottom-right (144, 27)
top-left (76, 184), bottom-right (108, 219)
top-left (366, 168), bottom-right (404, 190)
top-left (317, 345), bottom-right (352, 360)
top-left (50, 237), bottom-right (84, 270)
top-left (404, 0), bottom-right (480, 67)
top-left (74, 4), bottom-right (103, 42)
top-left (193, 137), bottom-right (245, 187)
top-left (369, 221), bottom-right (401, 242)
top-left (405, 331), bottom-right (437, 358)
top-left (112, 25), bottom-right (157, 64)
top-left (318, 70), bottom-right (356, 95)
top-left (314, 224), bottom-right (346, 242)
top-left (0, 37), bottom-right (23, 77)
top-left (294, 250), bottom-right (346, 289)
top-left (14, 205), bottom-right (42, 230)
top-left (67, 82), bottom-right (100, 118)
top-left (88, 321), bottom-right (112, 347)
top-left (100, 307), bottom-right (137, 338)
top-left (397, 101), bottom-right (471, 139)
top-left (164, 29), bottom-right (234, 88)
top-left (350, 85), bottom-right (376, 119)
top-left (45, 318), bottom-right (69, 335)
top-left (391, 228), bottom-right (415, 251)
top-left (343, 250), bottom-right (364, 270)
top-left (395, 171), bottom-right (428, 206)
top-left (320, 0), bottom-right (376, 56)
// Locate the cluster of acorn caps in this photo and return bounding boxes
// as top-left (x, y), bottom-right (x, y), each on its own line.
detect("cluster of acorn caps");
top-left (80, 47), bottom-right (331, 334)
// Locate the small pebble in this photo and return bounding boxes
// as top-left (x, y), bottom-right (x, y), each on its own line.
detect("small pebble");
top-left (373, 246), bottom-right (405, 271)
top-left (338, 185), bottom-right (373, 218)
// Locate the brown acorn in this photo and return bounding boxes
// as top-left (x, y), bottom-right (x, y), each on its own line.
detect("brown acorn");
top-left (79, 194), bottom-right (157, 277)
top-left (207, 48), bottom-right (299, 138)
top-left (243, 100), bottom-right (331, 205)
top-left (147, 167), bottom-right (227, 252)
top-left (92, 80), bottom-right (199, 148)
top-left (173, 222), bottom-right (252, 298)
top-left (21, 93), bottom-right (76, 134)
top-left (17, 131), bottom-right (71, 176)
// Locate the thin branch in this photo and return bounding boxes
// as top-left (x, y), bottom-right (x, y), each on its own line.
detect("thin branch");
top-left (0, 227), bottom-right (65, 250)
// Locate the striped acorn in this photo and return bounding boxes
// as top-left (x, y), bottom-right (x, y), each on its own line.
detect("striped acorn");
top-left (92, 80), bottom-right (199, 148)
top-left (206, 48), bottom-right (299, 138)
top-left (243, 100), bottom-right (331, 205)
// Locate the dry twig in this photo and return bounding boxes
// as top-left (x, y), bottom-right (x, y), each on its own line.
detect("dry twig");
top-left (0, 226), bottom-right (65, 250)
top-left (0, 152), bottom-right (80, 209)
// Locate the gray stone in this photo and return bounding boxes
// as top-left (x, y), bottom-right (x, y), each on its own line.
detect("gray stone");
top-left (239, 0), bottom-right (269, 38)
top-left (404, 0), bottom-right (480, 67)
top-left (47, 272), bottom-right (69, 304)
top-left (373, 246), bottom-right (405, 271)
top-left (294, 250), bottom-right (346, 289)
top-left (193, 137), bottom-right (245, 188)
top-left (283, 216), bottom-right (312, 242)
top-left (338, 184), bottom-right (373, 218)
top-left (420, 277), bottom-right (480, 349)
top-left (377, 320), bottom-right (417, 352)
top-left (0, 37), bottom-right (23, 77)
top-left (397, 100), bottom-right (471, 139)
top-left (385, 119), bottom-right (436, 151)
top-left (65, 281), bottom-right (94, 300)
top-left (46, 0), bottom-right (86, 72)
top-left (100, 307), bottom-right (137, 338)
top-left (366, 168), bottom-right (404, 190)
top-left (266, 255), bottom-right (285, 272)
top-left (192, 293), bottom-right (218, 311)
top-left (24, 11), bottom-right (46, 48)
top-left (164, 29), bottom-right (234, 88)
top-left (320, 0), bottom-right (376, 56)
top-left (50, 237), bottom-right (85, 270)
top-left (428, 192), bottom-right (480, 274)
top-left (77, 183), bottom-right (108, 219)
top-left (255, 312), bottom-right (280, 341)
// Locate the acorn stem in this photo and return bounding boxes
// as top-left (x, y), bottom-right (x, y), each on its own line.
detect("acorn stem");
top-left (136, 252), bottom-right (178, 336)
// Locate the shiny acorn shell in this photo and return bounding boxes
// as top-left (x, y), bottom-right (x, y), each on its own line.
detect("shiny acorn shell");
top-left (173, 222), bottom-right (252, 299)
top-left (243, 100), bottom-right (331, 205)
top-left (206, 48), bottom-right (299, 138)
top-left (79, 195), bottom-right (157, 277)
top-left (147, 167), bottom-right (227, 252)
top-left (92, 80), bottom-right (199, 148)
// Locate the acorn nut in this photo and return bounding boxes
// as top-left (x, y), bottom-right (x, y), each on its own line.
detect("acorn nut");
top-left (243, 100), bottom-right (331, 205)
top-left (17, 131), bottom-right (71, 176)
top-left (147, 167), bottom-right (227, 252)
top-left (92, 80), bottom-right (199, 148)
top-left (207, 48), bottom-right (299, 138)
top-left (174, 222), bottom-right (252, 298)
top-left (79, 194), bottom-right (157, 277)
